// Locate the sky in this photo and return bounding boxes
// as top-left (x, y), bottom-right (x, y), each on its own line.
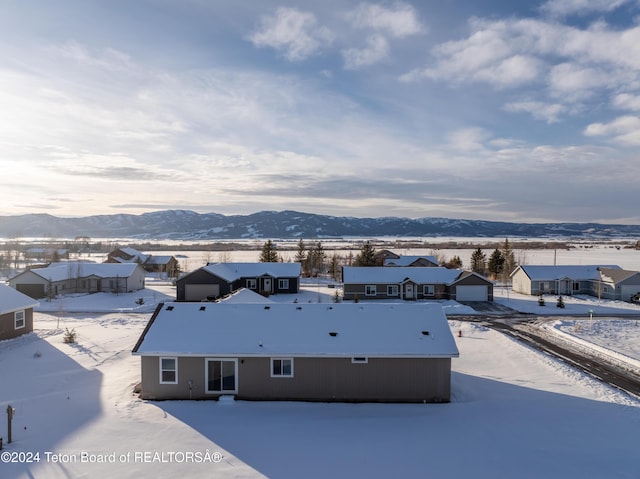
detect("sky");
top-left (1, 0), bottom-right (640, 224)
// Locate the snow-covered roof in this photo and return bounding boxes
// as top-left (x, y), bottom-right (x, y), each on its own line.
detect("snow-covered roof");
top-left (218, 288), bottom-right (274, 303)
top-left (201, 262), bottom-right (301, 281)
top-left (514, 265), bottom-right (621, 281)
top-left (598, 267), bottom-right (640, 284)
top-left (145, 255), bottom-right (174, 265)
top-left (0, 284), bottom-right (39, 315)
top-left (24, 262), bottom-right (142, 282)
top-left (133, 302), bottom-right (459, 358)
top-left (383, 256), bottom-right (438, 266)
top-left (343, 266), bottom-right (461, 285)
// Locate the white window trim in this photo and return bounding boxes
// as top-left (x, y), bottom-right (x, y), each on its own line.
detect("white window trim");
top-left (423, 285), bottom-right (435, 296)
top-left (351, 357), bottom-right (368, 364)
top-left (278, 279), bottom-right (289, 290)
top-left (14, 310), bottom-right (25, 330)
top-left (365, 285), bottom-right (377, 296)
top-left (205, 358), bottom-right (239, 394)
top-left (387, 285), bottom-right (399, 296)
top-left (270, 358), bottom-right (294, 378)
top-left (159, 357), bottom-right (178, 384)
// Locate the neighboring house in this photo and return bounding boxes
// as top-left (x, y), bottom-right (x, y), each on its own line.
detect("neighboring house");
top-left (176, 262), bottom-right (301, 301)
top-left (8, 262), bottom-right (146, 299)
top-left (132, 302), bottom-right (459, 403)
top-left (106, 248), bottom-right (179, 277)
top-left (383, 255), bottom-right (439, 267)
top-left (511, 264), bottom-right (640, 301)
top-left (342, 266), bottom-right (494, 302)
top-left (0, 284), bottom-right (39, 341)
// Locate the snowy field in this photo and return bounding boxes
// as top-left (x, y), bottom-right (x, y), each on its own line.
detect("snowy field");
top-left (1, 278), bottom-right (639, 478)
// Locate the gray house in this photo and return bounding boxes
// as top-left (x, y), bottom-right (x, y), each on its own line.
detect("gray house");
top-left (132, 302), bottom-right (459, 403)
top-left (342, 266), bottom-right (494, 302)
top-left (8, 262), bottom-right (146, 299)
top-left (0, 284), bottom-right (39, 341)
top-left (383, 255), bottom-right (439, 267)
top-left (510, 264), bottom-right (640, 301)
top-left (176, 262), bottom-right (301, 301)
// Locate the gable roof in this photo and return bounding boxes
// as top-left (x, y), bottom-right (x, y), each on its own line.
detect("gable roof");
top-left (200, 262), bottom-right (302, 282)
top-left (598, 267), bottom-right (640, 284)
top-left (512, 265), bottom-right (621, 281)
top-left (15, 262), bottom-right (143, 282)
top-left (0, 284), bottom-right (40, 315)
top-left (132, 302), bottom-right (459, 359)
top-left (383, 256), bottom-right (438, 267)
top-left (342, 266), bottom-right (461, 285)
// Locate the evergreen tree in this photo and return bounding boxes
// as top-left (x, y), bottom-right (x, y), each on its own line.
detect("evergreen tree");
top-left (502, 238), bottom-right (516, 277)
top-left (470, 248), bottom-right (486, 274)
top-left (295, 239), bottom-right (308, 276)
top-left (328, 253), bottom-right (341, 281)
top-left (306, 242), bottom-right (326, 277)
top-left (355, 241), bottom-right (377, 266)
top-left (444, 255), bottom-right (463, 269)
top-left (487, 249), bottom-right (505, 278)
top-left (259, 240), bottom-right (280, 262)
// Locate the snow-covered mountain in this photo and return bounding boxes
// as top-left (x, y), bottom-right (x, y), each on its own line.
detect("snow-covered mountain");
top-left (1, 209), bottom-right (639, 239)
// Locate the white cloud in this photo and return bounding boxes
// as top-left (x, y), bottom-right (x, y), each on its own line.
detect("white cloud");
top-left (547, 63), bottom-right (613, 99)
top-left (584, 115), bottom-right (640, 145)
top-left (447, 127), bottom-right (491, 152)
top-left (611, 93), bottom-right (640, 110)
top-left (345, 2), bottom-right (425, 37)
top-left (249, 7), bottom-right (333, 61)
top-left (541, 0), bottom-right (631, 17)
top-left (503, 101), bottom-right (567, 123)
top-left (342, 34), bottom-right (389, 70)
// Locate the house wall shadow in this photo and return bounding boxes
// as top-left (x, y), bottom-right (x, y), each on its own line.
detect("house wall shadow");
top-left (0, 332), bottom-right (103, 478)
top-left (159, 372), bottom-right (640, 479)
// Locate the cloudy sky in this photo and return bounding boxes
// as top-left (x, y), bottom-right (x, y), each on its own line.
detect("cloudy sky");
top-left (1, 0), bottom-right (640, 223)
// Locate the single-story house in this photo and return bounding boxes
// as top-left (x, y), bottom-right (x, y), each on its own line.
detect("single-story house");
top-left (511, 265), bottom-right (640, 301)
top-left (106, 248), bottom-right (179, 277)
top-left (342, 266), bottom-right (494, 302)
top-left (24, 248), bottom-right (69, 261)
top-left (176, 262), bottom-right (301, 301)
top-left (8, 262), bottom-right (146, 299)
top-left (132, 302), bottom-right (459, 403)
top-left (0, 284), bottom-right (39, 341)
top-left (383, 255), bottom-right (439, 267)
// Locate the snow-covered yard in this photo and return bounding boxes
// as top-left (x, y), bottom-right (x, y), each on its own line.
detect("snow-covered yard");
top-left (1, 279), bottom-right (639, 478)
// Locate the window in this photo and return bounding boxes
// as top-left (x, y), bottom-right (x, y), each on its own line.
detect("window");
top-left (573, 282), bottom-right (580, 292)
top-left (271, 358), bottom-right (294, 378)
top-left (365, 285), bottom-right (377, 296)
top-left (387, 285), bottom-right (399, 296)
top-left (159, 357), bottom-right (178, 384)
top-left (206, 359), bottom-right (238, 393)
top-left (246, 279), bottom-right (257, 289)
top-left (351, 357), bottom-right (368, 364)
top-left (540, 282), bottom-right (550, 292)
top-left (14, 310), bottom-right (25, 330)
top-left (278, 279), bottom-right (289, 290)
top-left (423, 285), bottom-right (435, 296)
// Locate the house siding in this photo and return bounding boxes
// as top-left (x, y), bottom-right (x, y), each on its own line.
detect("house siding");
top-left (177, 271), bottom-right (299, 301)
top-left (139, 356), bottom-right (451, 403)
top-left (0, 308), bottom-right (34, 340)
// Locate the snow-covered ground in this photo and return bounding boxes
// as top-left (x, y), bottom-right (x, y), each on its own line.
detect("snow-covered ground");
top-left (1, 280), bottom-right (639, 478)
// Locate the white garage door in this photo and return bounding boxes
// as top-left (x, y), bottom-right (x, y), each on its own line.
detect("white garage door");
top-left (185, 284), bottom-right (220, 301)
top-left (456, 285), bottom-right (488, 301)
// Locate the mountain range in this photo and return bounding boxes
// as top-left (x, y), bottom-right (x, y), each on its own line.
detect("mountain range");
top-left (0, 210), bottom-right (639, 240)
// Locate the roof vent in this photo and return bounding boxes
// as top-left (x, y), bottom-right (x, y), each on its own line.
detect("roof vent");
top-left (329, 331), bottom-right (338, 337)
top-left (421, 330), bottom-right (430, 336)
top-left (264, 306), bottom-right (271, 310)
top-left (296, 306), bottom-right (302, 310)
top-left (199, 306), bottom-right (206, 311)
top-left (166, 306), bottom-right (174, 311)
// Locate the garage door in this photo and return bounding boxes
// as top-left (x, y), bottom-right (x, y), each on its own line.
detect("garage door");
top-left (16, 283), bottom-right (45, 299)
top-left (621, 285), bottom-right (640, 301)
top-left (185, 284), bottom-right (220, 301)
top-left (456, 285), bottom-right (488, 301)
